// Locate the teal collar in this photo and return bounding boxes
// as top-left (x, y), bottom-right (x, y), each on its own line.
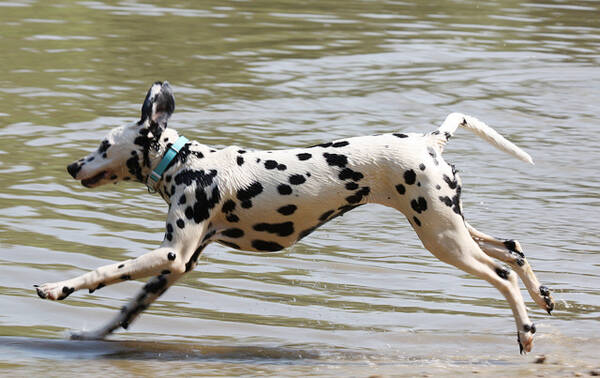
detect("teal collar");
top-left (146, 136), bottom-right (189, 193)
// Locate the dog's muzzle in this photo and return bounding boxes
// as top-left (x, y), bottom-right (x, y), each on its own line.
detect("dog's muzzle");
top-left (67, 162), bottom-right (82, 179)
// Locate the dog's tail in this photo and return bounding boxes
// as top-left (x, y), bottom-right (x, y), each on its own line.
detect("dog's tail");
top-left (436, 112), bottom-right (534, 165)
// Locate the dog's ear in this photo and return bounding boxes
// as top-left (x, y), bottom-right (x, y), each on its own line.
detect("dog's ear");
top-left (140, 81), bottom-right (175, 134)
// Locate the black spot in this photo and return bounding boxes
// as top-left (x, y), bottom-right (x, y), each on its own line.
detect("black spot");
top-left (277, 204), bottom-right (297, 216)
top-left (118, 264), bottom-right (124, 269)
top-left (253, 222), bottom-right (294, 237)
top-left (523, 324), bottom-right (536, 334)
top-left (89, 283), bottom-right (105, 294)
top-left (226, 214), bottom-right (240, 223)
top-left (310, 142), bottom-right (332, 148)
top-left (516, 258), bottom-right (525, 266)
top-left (404, 169), bottom-right (416, 185)
top-left (238, 149), bottom-right (246, 154)
top-left (496, 267), bottom-right (510, 280)
top-left (297, 153), bottom-right (312, 161)
top-left (167, 252), bottom-right (176, 261)
top-left (289, 174), bottom-right (306, 185)
top-left (174, 169), bottom-right (218, 187)
top-left (219, 240), bottom-right (241, 249)
top-left (440, 196), bottom-right (453, 207)
top-left (62, 286), bottom-right (74, 294)
top-left (264, 160), bottom-right (278, 170)
top-left (185, 246), bottom-right (204, 272)
top-left (323, 152), bottom-right (348, 168)
top-left (346, 186), bottom-right (370, 204)
top-left (345, 182), bottom-right (359, 190)
top-left (161, 270), bottom-right (171, 275)
top-left (191, 150), bottom-right (204, 159)
top-left (237, 182), bottom-right (263, 202)
top-left (241, 201), bottom-right (253, 209)
top-left (332, 141), bottom-right (349, 147)
top-left (126, 152), bottom-right (143, 182)
top-left (98, 139), bottom-right (111, 154)
top-left (222, 228), bottom-right (244, 238)
top-left (435, 184), bottom-right (441, 190)
top-left (176, 219), bottom-right (185, 229)
top-left (298, 226), bottom-right (318, 240)
top-left (319, 210), bottom-right (335, 221)
top-left (339, 168), bottom-right (363, 181)
top-left (393, 133), bottom-right (408, 138)
top-left (143, 274), bottom-right (167, 294)
top-left (503, 240), bottom-right (519, 253)
top-left (188, 185), bottom-right (221, 223)
top-left (165, 233), bottom-right (173, 241)
top-left (395, 184), bottom-right (406, 195)
top-left (443, 174), bottom-right (458, 189)
top-left (237, 156), bottom-right (244, 166)
top-left (222, 199), bottom-right (236, 213)
top-left (410, 197), bottom-right (428, 213)
top-left (419, 163), bottom-right (426, 171)
top-left (178, 194), bottom-right (187, 205)
top-left (277, 184), bottom-right (292, 195)
top-left (166, 223), bottom-right (173, 233)
top-left (338, 204), bottom-right (361, 216)
top-left (412, 216), bottom-right (421, 227)
top-left (121, 274), bottom-right (132, 281)
top-left (252, 240), bottom-right (284, 252)
top-left (277, 164), bottom-right (287, 171)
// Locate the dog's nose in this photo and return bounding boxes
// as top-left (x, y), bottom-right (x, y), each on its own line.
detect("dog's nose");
top-left (67, 162), bottom-right (82, 179)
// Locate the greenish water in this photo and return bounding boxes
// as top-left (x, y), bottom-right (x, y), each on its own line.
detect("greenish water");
top-left (0, 0), bottom-right (599, 376)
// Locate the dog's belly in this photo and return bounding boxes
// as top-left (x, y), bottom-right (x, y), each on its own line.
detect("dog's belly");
top-left (211, 181), bottom-right (367, 252)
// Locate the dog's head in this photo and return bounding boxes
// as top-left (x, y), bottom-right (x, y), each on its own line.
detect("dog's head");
top-left (67, 81), bottom-right (177, 188)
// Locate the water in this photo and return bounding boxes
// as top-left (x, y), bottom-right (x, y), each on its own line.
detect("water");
top-left (1, 0), bottom-right (599, 375)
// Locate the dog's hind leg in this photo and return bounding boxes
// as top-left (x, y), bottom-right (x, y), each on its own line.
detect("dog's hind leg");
top-left (466, 222), bottom-right (554, 315)
top-left (414, 218), bottom-right (536, 353)
top-left (70, 271), bottom-right (184, 340)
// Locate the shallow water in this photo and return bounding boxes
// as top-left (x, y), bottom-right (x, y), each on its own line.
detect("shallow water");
top-left (0, 0), bottom-right (599, 376)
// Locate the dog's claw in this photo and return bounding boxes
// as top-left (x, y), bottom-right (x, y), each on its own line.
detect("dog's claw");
top-left (539, 285), bottom-right (555, 315)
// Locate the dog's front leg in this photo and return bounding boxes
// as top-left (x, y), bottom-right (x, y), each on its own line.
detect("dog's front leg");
top-left (35, 247), bottom-right (183, 300)
top-left (35, 217), bottom-right (209, 301)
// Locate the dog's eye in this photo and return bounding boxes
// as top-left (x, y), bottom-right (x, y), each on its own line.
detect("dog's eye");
top-left (98, 140), bottom-right (111, 158)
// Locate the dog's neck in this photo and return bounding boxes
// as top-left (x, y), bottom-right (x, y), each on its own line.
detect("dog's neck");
top-left (143, 128), bottom-right (182, 201)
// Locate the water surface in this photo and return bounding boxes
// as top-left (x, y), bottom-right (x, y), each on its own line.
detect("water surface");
top-left (0, 0), bottom-right (599, 376)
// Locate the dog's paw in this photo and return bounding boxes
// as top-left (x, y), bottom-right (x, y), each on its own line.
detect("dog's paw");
top-left (539, 286), bottom-right (555, 315)
top-left (34, 283), bottom-right (75, 300)
top-left (517, 323), bottom-right (536, 354)
top-left (69, 329), bottom-right (105, 341)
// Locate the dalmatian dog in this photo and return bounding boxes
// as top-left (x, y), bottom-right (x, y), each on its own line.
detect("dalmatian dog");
top-left (35, 81), bottom-right (554, 353)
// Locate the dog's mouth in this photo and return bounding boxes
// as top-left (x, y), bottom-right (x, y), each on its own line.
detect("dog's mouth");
top-left (81, 171), bottom-right (107, 188)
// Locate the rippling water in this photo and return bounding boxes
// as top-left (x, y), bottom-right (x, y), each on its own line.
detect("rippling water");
top-left (1, 0), bottom-right (599, 375)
